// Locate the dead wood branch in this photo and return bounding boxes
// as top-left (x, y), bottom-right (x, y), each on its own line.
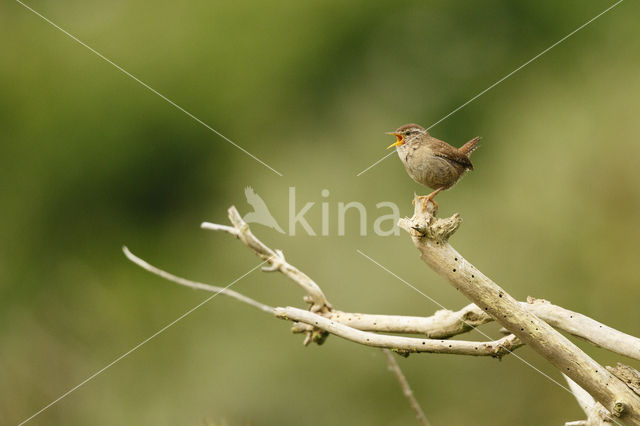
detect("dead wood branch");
top-left (202, 206), bottom-right (331, 313)
top-left (397, 196), bottom-right (640, 424)
top-left (275, 306), bottom-right (521, 357)
top-left (126, 201), bottom-right (640, 424)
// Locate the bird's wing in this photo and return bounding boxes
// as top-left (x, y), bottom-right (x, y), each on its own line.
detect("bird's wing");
top-left (430, 138), bottom-right (474, 170)
top-left (245, 186), bottom-right (270, 211)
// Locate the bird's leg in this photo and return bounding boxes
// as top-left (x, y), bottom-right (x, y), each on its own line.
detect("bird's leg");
top-left (417, 188), bottom-right (443, 211)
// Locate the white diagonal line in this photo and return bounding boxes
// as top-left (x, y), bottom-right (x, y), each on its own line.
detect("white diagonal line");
top-left (15, 0), bottom-right (283, 177)
top-left (356, 0), bottom-right (624, 176)
top-left (355, 249), bottom-right (573, 394)
top-left (17, 258), bottom-right (269, 426)
top-left (356, 151), bottom-right (397, 177)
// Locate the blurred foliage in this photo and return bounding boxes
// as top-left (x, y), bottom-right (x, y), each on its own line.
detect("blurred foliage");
top-left (2, 0), bottom-right (640, 425)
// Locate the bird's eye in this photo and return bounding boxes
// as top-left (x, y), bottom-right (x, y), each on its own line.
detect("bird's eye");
top-left (405, 131), bottom-right (411, 136)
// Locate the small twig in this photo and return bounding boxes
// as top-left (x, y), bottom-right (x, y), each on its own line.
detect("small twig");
top-left (526, 298), bottom-right (640, 362)
top-left (123, 246), bottom-right (275, 314)
top-left (202, 206), bottom-right (331, 312)
top-left (199, 223), bottom-right (239, 236)
top-left (382, 349), bottom-right (431, 426)
top-left (564, 374), bottom-right (614, 425)
top-left (275, 306), bottom-right (522, 357)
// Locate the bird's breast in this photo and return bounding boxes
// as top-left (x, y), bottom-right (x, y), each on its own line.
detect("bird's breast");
top-left (400, 147), bottom-right (465, 190)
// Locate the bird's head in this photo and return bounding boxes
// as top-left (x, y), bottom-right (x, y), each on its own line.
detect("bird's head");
top-left (386, 123), bottom-right (427, 149)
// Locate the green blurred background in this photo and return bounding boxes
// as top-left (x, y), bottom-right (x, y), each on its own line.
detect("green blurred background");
top-left (2, 0), bottom-right (640, 424)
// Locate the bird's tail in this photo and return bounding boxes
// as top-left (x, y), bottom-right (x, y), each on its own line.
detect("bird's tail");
top-left (460, 136), bottom-right (481, 155)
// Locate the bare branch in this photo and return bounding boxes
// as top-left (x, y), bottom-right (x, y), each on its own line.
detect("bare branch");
top-left (200, 222), bottom-right (239, 236)
top-left (124, 245), bottom-right (520, 358)
top-left (382, 349), bottom-right (431, 426)
top-left (129, 202), bottom-right (640, 424)
top-left (123, 246), bottom-right (275, 314)
top-left (527, 298), bottom-right (640, 362)
top-left (325, 301), bottom-right (640, 363)
top-left (131, 214), bottom-right (640, 361)
top-left (326, 305), bottom-right (486, 338)
top-left (275, 306), bottom-right (522, 357)
top-left (398, 196), bottom-right (640, 423)
top-left (202, 206), bottom-right (331, 312)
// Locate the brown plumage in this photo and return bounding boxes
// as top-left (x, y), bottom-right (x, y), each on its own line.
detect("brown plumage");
top-left (387, 123), bottom-right (481, 208)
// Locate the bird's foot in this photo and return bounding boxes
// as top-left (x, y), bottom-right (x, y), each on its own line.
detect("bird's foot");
top-left (416, 188), bottom-right (443, 212)
top-left (413, 195), bottom-right (434, 207)
top-left (419, 196), bottom-right (438, 211)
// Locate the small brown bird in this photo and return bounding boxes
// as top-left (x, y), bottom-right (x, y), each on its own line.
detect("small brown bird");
top-left (387, 123), bottom-right (481, 208)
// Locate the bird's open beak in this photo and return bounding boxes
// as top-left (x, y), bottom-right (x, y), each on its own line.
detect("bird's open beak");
top-left (386, 132), bottom-right (404, 149)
